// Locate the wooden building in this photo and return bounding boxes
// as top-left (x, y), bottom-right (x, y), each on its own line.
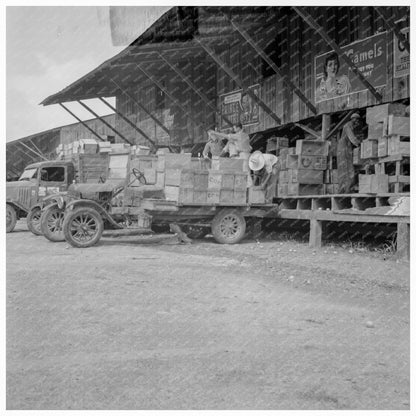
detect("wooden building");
top-left (6, 114), bottom-right (116, 180)
top-left (41, 6), bottom-right (409, 152)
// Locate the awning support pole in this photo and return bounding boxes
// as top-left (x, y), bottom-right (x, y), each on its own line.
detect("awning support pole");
top-left (76, 100), bottom-right (133, 145)
top-left (18, 141), bottom-right (49, 161)
top-left (27, 139), bottom-right (47, 160)
top-left (136, 63), bottom-right (205, 133)
top-left (224, 14), bottom-right (318, 115)
top-left (98, 97), bottom-right (157, 149)
top-left (293, 7), bottom-right (383, 102)
top-left (110, 79), bottom-right (171, 137)
top-left (157, 53), bottom-right (233, 128)
top-left (195, 37), bottom-right (282, 125)
top-left (59, 103), bottom-right (105, 142)
top-left (375, 7), bottom-right (409, 53)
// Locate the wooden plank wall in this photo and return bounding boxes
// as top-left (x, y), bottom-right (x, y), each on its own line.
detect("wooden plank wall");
top-left (215, 6), bottom-right (409, 134)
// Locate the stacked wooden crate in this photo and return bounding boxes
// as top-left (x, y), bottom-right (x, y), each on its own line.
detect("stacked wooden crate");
top-left (359, 103), bottom-right (409, 194)
top-left (156, 153), bottom-right (249, 205)
top-left (278, 140), bottom-right (328, 196)
top-left (266, 136), bottom-right (289, 156)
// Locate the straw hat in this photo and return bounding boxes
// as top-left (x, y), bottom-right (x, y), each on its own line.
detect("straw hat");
top-left (351, 112), bottom-right (360, 119)
top-left (248, 151), bottom-right (265, 171)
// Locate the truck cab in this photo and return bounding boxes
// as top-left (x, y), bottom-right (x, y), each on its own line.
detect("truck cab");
top-left (6, 160), bottom-right (75, 233)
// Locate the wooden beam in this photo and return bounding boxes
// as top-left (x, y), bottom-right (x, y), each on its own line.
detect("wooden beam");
top-left (77, 100), bottom-right (133, 145)
top-left (136, 63), bottom-right (205, 133)
top-left (18, 141), bottom-right (49, 161)
top-left (28, 138), bottom-right (47, 160)
top-left (293, 7), bottom-right (383, 102)
top-left (195, 37), bottom-right (282, 125)
top-left (294, 123), bottom-right (321, 139)
top-left (225, 14), bottom-right (318, 115)
top-left (110, 79), bottom-right (171, 138)
top-left (309, 218), bottom-right (323, 248)
top-left (375, 7), bottom-right (409, 53)
top-left (59, 103), bottom-right (106, 143)
top-left (325, 110), bottom-right (354, 139)
top-left (98, 97), bottom-right (156, 149)
top-left (396, 222), bottom-right (410, 260)
top-left (321, 114), bottom-right (331, 141)
top-left (157, 53), bottom-right (233, 128)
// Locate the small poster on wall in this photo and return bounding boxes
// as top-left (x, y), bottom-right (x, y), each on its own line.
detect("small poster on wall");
top-left (314, 32), bottom-right (387, 103)
top-left (219, 84), bottom-right (260, 131)
top-left (393, 27), bottom-right (409, 78)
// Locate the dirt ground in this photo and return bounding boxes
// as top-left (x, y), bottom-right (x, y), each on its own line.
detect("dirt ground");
top-left (6, 220), bottom-right (410, 410)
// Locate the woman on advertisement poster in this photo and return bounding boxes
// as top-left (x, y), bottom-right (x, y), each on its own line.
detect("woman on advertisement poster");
top-left (316, 52), bottom-right (351, 101)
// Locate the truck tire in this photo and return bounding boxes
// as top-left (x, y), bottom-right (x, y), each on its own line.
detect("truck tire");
top-left (6, 204), bottom-right (17, 233)
top-left (40, 204), bottom-right (65, 242)
top-left (63, 206), bottom-right (104, 248)
top-left (27, 206), bottom-right (43, 235)
top-left (211, 209), bottom-right (246, 244)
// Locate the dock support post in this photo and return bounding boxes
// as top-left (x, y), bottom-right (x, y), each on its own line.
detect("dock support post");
top-left (396, 222), bottom-right (410, 260)
top-left (309, 218), bottom-right (323, 248)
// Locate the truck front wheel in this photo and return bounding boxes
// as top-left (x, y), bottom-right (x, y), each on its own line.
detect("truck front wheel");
top-left (6, 204), bottom-right (17, 233)
top-left (211, 209), bottom-right (246, 244)
top-left (41, 204), bottom-right (65, 242)
top-left (27, 207), bottom-right (43, 235)
top-left (63, 206), bottom-right (104, 248)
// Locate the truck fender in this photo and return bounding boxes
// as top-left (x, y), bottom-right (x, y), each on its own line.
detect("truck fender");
top-left (65, 199), bottom-right (123, 229)
top-left (6, 200), bottom-right (28, 217)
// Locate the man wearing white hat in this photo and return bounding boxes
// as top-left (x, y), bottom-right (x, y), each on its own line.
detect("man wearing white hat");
top-left (249, 151), bottom-right (280, 202)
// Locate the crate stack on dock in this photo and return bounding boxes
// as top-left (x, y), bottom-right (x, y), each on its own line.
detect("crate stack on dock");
top-left (358, 103), bottom-right (410, 194)
top-left (277, 140), bottom-right (328, 196)
top-left (145, 152), bottom-right (250, 205)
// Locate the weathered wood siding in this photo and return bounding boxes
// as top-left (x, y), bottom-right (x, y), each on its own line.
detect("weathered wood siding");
top-left (216, 6), bottom-right (409, 133)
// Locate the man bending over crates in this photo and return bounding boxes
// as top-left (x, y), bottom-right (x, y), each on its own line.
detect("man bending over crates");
top-left (248, 151), bottom-right (280, 203)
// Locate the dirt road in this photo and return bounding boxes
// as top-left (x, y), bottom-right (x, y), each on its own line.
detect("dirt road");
top-left (6, 221), bottom-right (410, 410)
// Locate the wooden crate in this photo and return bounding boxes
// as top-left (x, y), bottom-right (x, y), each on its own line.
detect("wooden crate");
top-left (367, 122), bottom-right (384, 140)
top-left (358, 174), bottom-right (389, 194)
top-left (288, 169), bottom-right (323, 184)
top-left (388, 135), bottom-right (410, 156)
top-left (208, 170), bottom-right (222, 189)
top-left (295, 140), bottom-right (329, 156)
top-left (179, 187), bottom-right (194, 204)
top-left (180, 170), bottom-right (194, 187)
top-left (156, 171), bottom-right (165, 187)
top-left (378, 136), bottom-right (388, 158)
top-left (191, 157), bottom-right (211, 170)
top-left (193, 171), bottom-right (209, 190)
top-left (164, 153), bottom-right (192, 169)
top-left (366, 103), bottom-right (407, 124)
top-left (207, 190), bottom-right (220, 204)
top-left (279, 170), bottom-right (289, 183)
top-left (233, 190), bottom-right (247, 204)
top-left (234, 173), bottom-right (248, 190)
top-left (353, 147), bottom-right (364, 165)
top-left (288, 147), bottom-right (297, 155)
top-left (221, 173), bottom-right (235, 189)
top-left (248, 186), bottom-right (266, 204)
top-left (218, 158), bottom-right (244, 171)
top-left (287, 183), bottom-right (324, 196)
top-left (164, 186), bottom-right (180, 201)
top-left (219, 189), bottom-right (235, 204)
top-left (277, 184), bottom-right (288, 197)
top-left (360, 139), bottom-right (378, 159)
top-left (193, 190), bottom-right (207, 204)
top-left (298, 155), bottom-right (327, 170)
top-left (143, 168), bottom-right (156, 185)
top-left (165, 169), bottom-right (182, 186)
top-left (387, 116), bottom-right (410, 136)
top-left (287, 154), bottom-right (299, 169)
top-left (266, 136), bottom-right (289, 153)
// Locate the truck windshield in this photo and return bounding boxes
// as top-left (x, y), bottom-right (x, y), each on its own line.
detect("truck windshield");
top-left (19, 168), bottom-right (38, 181)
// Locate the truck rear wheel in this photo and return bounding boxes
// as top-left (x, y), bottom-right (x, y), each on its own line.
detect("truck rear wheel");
top-left (211, 209), bottom-right (246, 244)
top-left (27, 207), bottom-right (43, 235)
top-left (41, 204), bottom-right (65, 242)
top-left (6, 204), bottom-right (17, 233)
top-left (63, 206), bottom-right (104, 248)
